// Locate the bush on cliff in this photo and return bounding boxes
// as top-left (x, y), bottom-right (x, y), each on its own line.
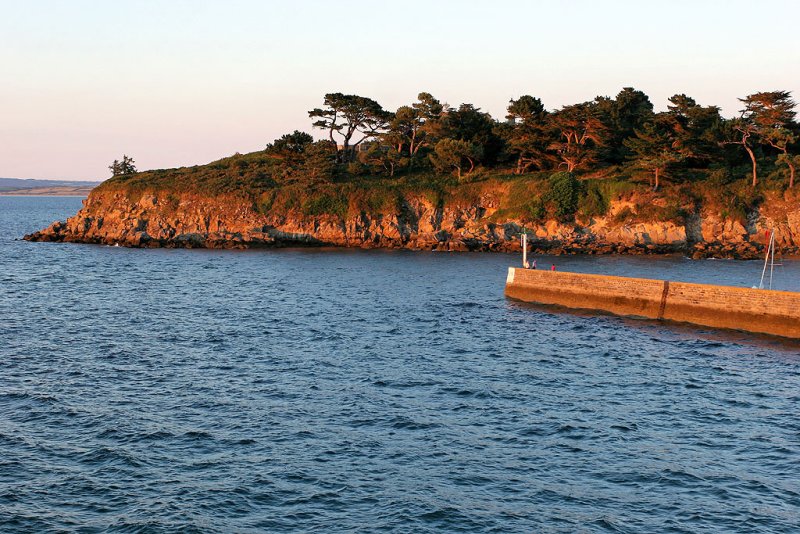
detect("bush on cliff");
top-left (545, 172), bottom-right (581, 219)
top-left (525, 199), bottom-right (546, 222)
top-left (302, 191), bottom-right (348, 219)
top-left (577, 182), bottom-right (609, 220)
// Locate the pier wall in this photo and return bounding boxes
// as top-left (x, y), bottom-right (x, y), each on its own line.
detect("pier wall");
top-left (505, 267), bottom-right (800, 339)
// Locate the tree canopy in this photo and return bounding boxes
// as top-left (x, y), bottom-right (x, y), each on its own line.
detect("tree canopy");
top-left (285, 89), bottom-right (800, 188)
top-left (503, 95), bottom-right (550, 174)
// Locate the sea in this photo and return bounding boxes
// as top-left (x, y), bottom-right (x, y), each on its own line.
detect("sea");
top-left (1, 196), bottom-right (799, 533)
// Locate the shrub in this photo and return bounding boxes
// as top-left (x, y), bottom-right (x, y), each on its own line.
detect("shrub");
top-left (254, 191), bottom-right (276, 214)
top-left (547, 172), bottom-right (580, 219)
top-left (302, 192), bottom-right (347, 219)
top-left (346, 161), bottom-right (368, 176)
top-left (525, 199), bottom-right (546, 222)
top-left (359, 187), bottom-right (397, 214)
top-left (578, 182), bottom-right (609, 219)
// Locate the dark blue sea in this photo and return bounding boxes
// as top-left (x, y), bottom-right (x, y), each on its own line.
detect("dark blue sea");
top-left (2, 196), bottom-right (799, 533)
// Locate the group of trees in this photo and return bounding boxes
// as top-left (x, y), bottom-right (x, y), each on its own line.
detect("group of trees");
top-left (107, 88), bottom-right (797, 193)
top-left (110, 90), bottom-right (797, 191)
top-left (264, 89), bottom-right (798, 190)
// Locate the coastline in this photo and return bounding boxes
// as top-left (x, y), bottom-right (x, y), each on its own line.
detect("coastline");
top-left (21, 180), bottom-right (800, 260)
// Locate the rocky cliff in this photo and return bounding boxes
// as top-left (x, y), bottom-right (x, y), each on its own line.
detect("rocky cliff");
top-left (24, 183), bottom-right (800, 259)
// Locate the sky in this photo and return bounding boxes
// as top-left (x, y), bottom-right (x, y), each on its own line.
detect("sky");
top-left (1, 0), bottom-right (798, 181)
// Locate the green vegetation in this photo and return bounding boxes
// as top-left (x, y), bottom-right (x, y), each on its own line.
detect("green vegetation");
top-left (302, 191), bottom-right (348, 218)
top-left (545, 172), bottom-right (581, 219)
top-left (102, 88), bottom-right (799, 224)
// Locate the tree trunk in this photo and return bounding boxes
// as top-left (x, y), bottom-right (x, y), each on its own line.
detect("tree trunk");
top-left (745, 144), bottom-right (757, 187)
top-left (340, 124), bottom-right (359, 163)
top-left (781, 147), bottom-right (795, 188)
top-left (653, 167), bottom-right (660, 191)
top-left (409, 141), bottom-right (423, 169)
top-left (338, 141), bottom-right (350, 164)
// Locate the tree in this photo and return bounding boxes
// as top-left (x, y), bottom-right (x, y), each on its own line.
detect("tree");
top-left (385, 106), bottom-right (415, 154)
top-left (109, 155), bottom-right (136, 177)
top-left (624, 114), bottom-right (687, 190)
top-left (440, 103), bottom-right (504, 165)
top-left (746, 91), bottom-right (797, 188)
top-left (504, 95), bottom-right (550, 174)
top-left (598, 87), bottom-right (654, 163)
top-left (728, 91), bottom-right (797, 187)
top-left (308, 93), bottom-right (392, 162)
top-left (548, 103), bottom-right (608, 172)
top-left (429, 138), bottom-right (482, 180)
top-left (666, 94), bottom-right (724, 164)
top-left (725, 117), bottom-right (759, 187)
top-left (384, 92), bottom-right (445, 168)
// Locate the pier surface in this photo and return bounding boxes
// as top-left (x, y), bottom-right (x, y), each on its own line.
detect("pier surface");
top-left (505, 267), bottom-right (800, 339)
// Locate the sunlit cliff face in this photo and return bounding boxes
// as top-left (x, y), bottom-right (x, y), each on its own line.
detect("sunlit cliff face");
top-left (25, 184), bottom-right (800, 260)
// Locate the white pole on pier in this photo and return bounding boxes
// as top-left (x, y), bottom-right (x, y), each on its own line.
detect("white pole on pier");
top-left (521, 232), bottom-right (528, 268)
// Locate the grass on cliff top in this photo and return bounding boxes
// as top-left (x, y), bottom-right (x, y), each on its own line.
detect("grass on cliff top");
top-left (102, 151), bottom-right (283, 195)
top-left (99, 149), bottom-right (790, 224)
top-left (99, 150), bottom-right (540, 216)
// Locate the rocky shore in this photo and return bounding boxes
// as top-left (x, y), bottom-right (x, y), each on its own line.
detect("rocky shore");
top-left (24, 186), bottom-right (800, 259)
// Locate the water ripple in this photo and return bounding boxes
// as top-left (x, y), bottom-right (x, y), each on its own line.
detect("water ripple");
top-left (1, 197), bottom-right (800, 532)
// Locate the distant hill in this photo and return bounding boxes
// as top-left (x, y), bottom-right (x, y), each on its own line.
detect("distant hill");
top-left (0, 177), bottom-right (102, 195)
top-left (0, 177), bottom-right (102, 189)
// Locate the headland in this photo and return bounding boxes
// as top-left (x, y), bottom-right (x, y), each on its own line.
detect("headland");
top-left (23, 89), bottom-right (800, 258)
top-left (23, 157), bottom-right (800, 258)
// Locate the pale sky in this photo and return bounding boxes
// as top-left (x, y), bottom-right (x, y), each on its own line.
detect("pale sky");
top-left (1, 0), bottom-right (798, 180)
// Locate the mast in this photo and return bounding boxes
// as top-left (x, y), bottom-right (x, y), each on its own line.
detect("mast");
top-left (758, 229), bottom-right (775, 289)
top-left (769, 230), bottom-right (776, 290)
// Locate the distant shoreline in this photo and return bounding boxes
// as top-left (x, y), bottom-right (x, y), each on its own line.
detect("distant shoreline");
top-left (0, 187), bottom-right (93, 197)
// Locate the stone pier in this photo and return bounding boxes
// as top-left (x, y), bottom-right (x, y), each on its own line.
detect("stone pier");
top-left (505, 267), bottom-right (800, 339)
